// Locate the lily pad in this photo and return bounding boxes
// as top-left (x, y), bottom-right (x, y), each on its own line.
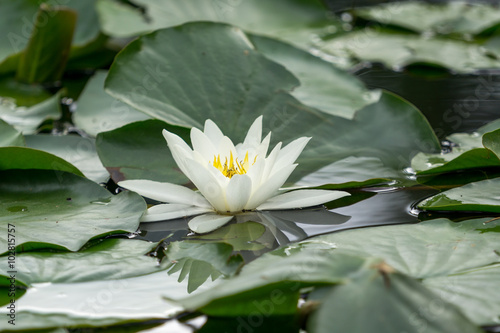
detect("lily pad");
top-left (423, 264), bottom-right (500, 326)
top-left (0, 119), bottom-right (24, 147)
top-left (16, 5), bottom-right (76, 84)
top-left (418, 177), bottom-right (500, 213)
top-left (0, 269), bottom-right (218, 331)
top-left (354, 1), bottom-right (500, 36)
top-left (248, 34), bottom-right (380, 120)
top-left (177, 250), bottom-right (371, 315)
top-left (73, 70), bottom-right (150, 137)
top-left (412, 121), bottom-right (500, 175)
top-left (25, 134), bottom-right (109, 183)
top-left (320, 28), bottom-right (500, 73)
top-left (0, 0), bottom-right (101, 73)
top-left (0, 91), bottom-right (61, 134)
top-left (0, 147), bottom-right (83, 176)
top-left (0, 169), bottom-right (145, 253)
top-left (308, 269), bottom-right (481, 333)
top-left (97, 0), bottom-right (334, 47)
top-left (103, 22), bottom-right (439, 184)
top-left (0, 239), bottom-right (161, 285)
top-left (305, 217), bottom-right (500, 325)
top-left (96, 119), bottom-right (191, 183)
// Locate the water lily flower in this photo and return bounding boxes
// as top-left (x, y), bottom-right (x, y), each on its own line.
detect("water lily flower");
top-left (119, 116), bottom-right (350, 233)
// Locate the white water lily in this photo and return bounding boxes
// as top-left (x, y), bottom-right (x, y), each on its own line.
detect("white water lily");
top-left (119, 116), bottom-right (350, 233)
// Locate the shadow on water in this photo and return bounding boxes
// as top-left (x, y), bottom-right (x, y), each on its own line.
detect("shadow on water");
top-left (133, 185), bottom-right (438, 260)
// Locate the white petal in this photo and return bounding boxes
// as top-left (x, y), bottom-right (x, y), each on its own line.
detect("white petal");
top-left (225, 174), bottom-right (252, 212)
top-left (255, 132), bottom-right (271, 158)
top-left (261, 142), bottom-right (282, 182)
top-left (256, 189), bottom-right (351, 210)
top-left (245, 164), bottom-right (297, 209)
top-left (204, 119), bottom-right (224, 145)
top-left (184, 159), bottom-right (228, 212)
top-left (141, 204), bottom-right (213, 222)
top-left (273, 137), bottom-right (310, 172)
top-left (162, 129), bottom-right (192, 153)
top-left (188, 214), bottom-right (234, 234)
top-left (242, 116), bottom-right (262, 148)
top-left (217, 135), bottom-right (237, 160)
top-left (245, 157), bottom-right (265, 189)
top-left (190, 127), bottom-right (217, 162)
top-left (118, 179), bottom-right (212, 208)
top-left (162, 129), bottom-right (194, 176)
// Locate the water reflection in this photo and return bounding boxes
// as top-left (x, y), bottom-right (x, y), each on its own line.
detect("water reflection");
top-left (135, 185), bottom-right (437, 255)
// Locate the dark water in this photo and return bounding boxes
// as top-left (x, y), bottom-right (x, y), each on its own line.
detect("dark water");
top-left (356, 67), bottom-right (500, 139)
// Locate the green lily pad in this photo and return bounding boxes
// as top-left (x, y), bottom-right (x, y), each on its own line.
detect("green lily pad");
top-left (354, 1), bottom-right (500, 36)
top-left (0, 239), bottom-right (161, 285)
top-left (16, 5), bottom-right (76, 84)
top-left (25, 134), bottom-right (109, 183)
top-left (248, 34), bottom-right (380, 120)
top-left (308, 268), bottom-right (481, 333)
top-left (177, 250), bottom-right (371, 316)
top-left (73, 70), bottom-right (150, 137)
top-left (0, 0), bottom-right (101, 74)
top-left (97, 0), bottom-right (334, 47)
top-left (418, 177), bottom-right (500, 213)
top-left (0, 147), bottom-right (83, 176)
top-left (320, 28), bottom-right (500, 73)
top-left (103, 22), bottom-right (439, 184)
top-left (0, 269), bottom-right (219, 331)
top-left (304, 217), bottom-right (500, 325)
top-left (0, 119), bottom-right (24, 147)
top-left (0, 169), bottom-right (145, 253)
top-left (96, 119), bottom-right (191, 183)
top-left (309, 217), bottom-right (500, 279)
top-left (165, 241), bottom-right (243, 293)
top-left (412, 120), bottom-right (500, 175)
top-left (483, 128), bottom-right (500, 158)
top-left (423, 264), bottom-right (500, 326)
top-left (0, 91), bottom-right (61, 134)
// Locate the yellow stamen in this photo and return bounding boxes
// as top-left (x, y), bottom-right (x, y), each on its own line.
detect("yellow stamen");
top-left (211, 151), bottom-right (255, 178)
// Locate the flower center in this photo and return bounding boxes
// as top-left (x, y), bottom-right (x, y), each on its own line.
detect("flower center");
top-left (212, 151), bottom-right (253, 178)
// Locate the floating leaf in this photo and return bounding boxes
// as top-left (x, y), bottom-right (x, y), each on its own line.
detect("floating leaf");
top-left (0, 119), bottom-right (24, 147)
top-left (73, 70), bottom-right (150, 137)
top-left (0, 91), bottom-right (61, 134)
top-left (412, 120), bottom-right (500, 175)
top-left (423, 264), bottom-right (500, 326)
top-left (303, 217), bottom-right (500, 325)
top-left (248, 34), bottom-right (380, 120)
top-left (96, 119), bottom-right (191, 183)
top-left (177, 250), bottom-right (370, 316)
top-left (0, 239), bottom-right (161, 285)
top-left (97, 0), bottom-right (334, 47)
top-left (354, 1), bottom-right (500, 36)
top-left (418, 177), bottom-right (500, 213)
top-left (0, 0), bottom-right (102, 74)
top-left (0, 169), bottom-right (145, 252)
top-left (16, 5), bottom-right (76, 84)
top-left (26, 134), bottom-right (109, 183)
top-left (320, 28), bottom-right (500, 73)
top-left (308, 269), bottom-right (481, 333)
top-left (0, 269), bottom-right (218, 331)
top-left (0, 147), bottom-right (83, 176)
